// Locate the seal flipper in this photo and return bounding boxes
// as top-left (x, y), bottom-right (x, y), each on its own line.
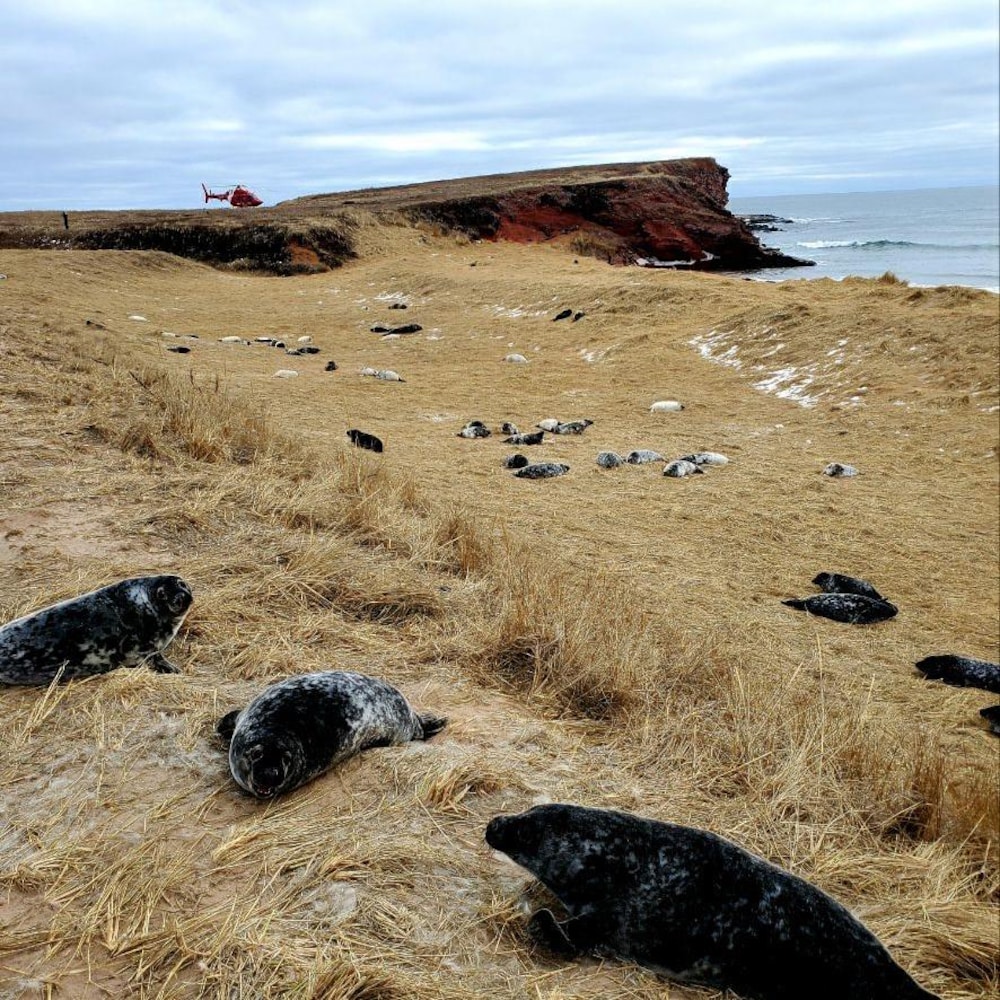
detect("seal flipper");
top-left (528, 909), bottom-right (579, 956)
top-left (146, 652), bottom-right (180, 674)
top-left (529, 908), bottom-right (606, 957)
top-left (418, 713), bottom-right (448, 739)
top-left (216, 709), bottom-right (241, 745)
top-left (781, 598), bottom-right (808, 611)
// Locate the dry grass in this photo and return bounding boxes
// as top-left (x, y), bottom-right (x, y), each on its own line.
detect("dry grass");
top-left (0, 229), bottom-right (996, 999)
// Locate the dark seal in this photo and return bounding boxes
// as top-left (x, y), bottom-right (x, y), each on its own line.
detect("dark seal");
top-left (914, 655), bottom-right (1000, 694)
top-left (504, 453), bottom-right (530, 469)
top-left (979, 706), bottom-right (1000, 736)
top-left (485, 804), bottom-right (938, 1000)
top-left (346, 428), bottom-right (384, 453)
top-left (0, 576), bottom-right (193, 685)
top-left (782, 593), bottom-right (897, 624)
top-left (216, 670), bottom-right (447, 798)
top-left (812, 572), bottom-right (888, 602)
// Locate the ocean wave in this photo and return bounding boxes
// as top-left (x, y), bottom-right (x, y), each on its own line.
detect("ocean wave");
top-left (797, 239), bottom-right (1000, 251)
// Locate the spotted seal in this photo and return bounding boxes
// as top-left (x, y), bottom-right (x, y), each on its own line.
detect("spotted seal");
top-left (626, 449), bottom-right (663, 465)
top-left (596, 451), bottom-right (625, 468)
top-left (553, 420), bottom-right (593, 435)
top-left (0, 576), bottom-right (192, 685)
top-left (663, 459), bottom-right (703, 478)
top-left (458, 421), bottom-right (491, 439)
top-left (782, 593), bottom-right (897, 624)
top-left (485, 804), bottom-right (938, 1000)
top-left (823, 462), bottom-right (859, 477)
top-left (679, 451), bottom-right (729, 467)
top-left (514, 463), bottom-right (570, 480)
top-left (980, 705), bottom-right (1000, 735)
top-left (504, 430), bottom-right (544, 445)
top-left (812, 572), bottom-right (888, 602)
top-left (216, 670), bottom-right (447, 798)
top-left (914, 655), bottom-right (1000, 694)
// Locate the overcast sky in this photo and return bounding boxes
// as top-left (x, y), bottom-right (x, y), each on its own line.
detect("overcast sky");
top-left (2, 0), bottom-right (997, 210)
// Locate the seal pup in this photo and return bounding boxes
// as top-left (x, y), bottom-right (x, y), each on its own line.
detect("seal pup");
top-left (514, 463), bottom-right (569, 480)
top-left (504, 353), bottom-right (529, 363)
top-left (217, 671), bottom-right (447, 799)
top-left (596, 451), bottom-right (624, 468)
top-left (553, 420), bottom-right (593, 435)
top-left (346, 428), bottom-right (383, 453)
top-left (485, 804), bottom-right (939, 1000)
top-left (500, 422), bottom-right (519, 436)
top-left (650, 400), bottom-right (684, 413)
top-left (552, 308), bottom-right (573, 321)
top-left (663, 459), bottom-right (703, 478)
top-left (0, 576), bottom-right (193, 685)
top-left (824, 462), bottom-right (859, 477)
top-left (458, 421), bottom-right (491, 439)
top-left (166, 345), bottom-right (191, 354)
top-left (914, 655), bottom-right (1000, 695)
top-left (324, 360), bottom-right (338, 372)
top-left (504, 453), bottom-right (530, 469)
top-left (273, 369), bottom-right (298, 378)
top-left (782, 593), bottom-right (897, 624)
top-left (375, 369), bottom-right (405, 382)
top-left (626, 449), bottom-right (663, 465)
top-left (504, 430), bottom-right (544, 445)
top-left (679, 451), bottom-right (729, 467)
top-left (536, 419), bottom-right (561, 432)
top-left (812, 573), bottom-right (888, 602)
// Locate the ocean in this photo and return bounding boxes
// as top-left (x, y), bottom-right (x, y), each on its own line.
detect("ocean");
top-left (727, 185), bottom-right (999, 292)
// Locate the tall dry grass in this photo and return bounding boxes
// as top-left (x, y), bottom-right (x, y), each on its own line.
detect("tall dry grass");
top-left (0, 243), bottom-right (996, 999)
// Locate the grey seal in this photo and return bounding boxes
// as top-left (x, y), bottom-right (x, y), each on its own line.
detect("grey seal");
top-left (914, 655), bottom-right (1000, 694)
top-left (553, 420), bottom-right (593, 435)
top-left (915, 655), bottom-right (1000, 737)
top-left (596, 451), bottom-right (624, 468)
top-left (514, 463), bottom-right (570, 480)
top-left (346, 428), bottom-right (383, 453)
top-left (217, 670), bottom-right (447, 799)
top-left (812, 573), bottom-right (888, 602)
top-left (823, 462), bottom-right (859, 477)
top-left (0, 576), bottom-right (192, 685)
top-left (485, 804), bottom-right (938, 1000)
top-left (504, 430), bottom-right (544, 445)
top-left (626, 450), bottom-right (663, 465)
top-left (679, 451), bottom-right (728, 467)
top-left (979, 706), bottom-right (1000, 735)
top-left (504, 453), bottom-right (530, 469)
top-left (458, 421), bottom-right (491, 439)
top-left (663, 459), bottom-right (703, 478)
top-left (782, 593), bottom-right (897, 624)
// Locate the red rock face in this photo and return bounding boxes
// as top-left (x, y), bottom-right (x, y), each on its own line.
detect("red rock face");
top-left (409, 158), bottom-right (810, 271)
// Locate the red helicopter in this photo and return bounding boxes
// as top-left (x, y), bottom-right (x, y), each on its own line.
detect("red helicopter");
top-left (201, 183), bottom-right (263, 208)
